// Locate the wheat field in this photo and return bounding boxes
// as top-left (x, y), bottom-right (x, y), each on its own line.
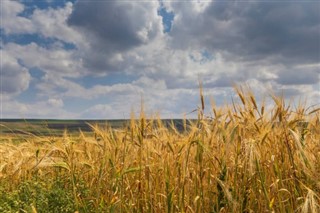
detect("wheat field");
top-left (0, 87), bottom-right (319, 212)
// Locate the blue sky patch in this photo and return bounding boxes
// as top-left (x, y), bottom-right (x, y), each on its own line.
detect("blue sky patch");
top-left (189, 50), bottom-right (214, 64)
top-left (2, 33), bottom-right (76, 50)
top-left (158, 6), bottom-right (174, 33)
top-left (21, 0), bottom-right (75, 11)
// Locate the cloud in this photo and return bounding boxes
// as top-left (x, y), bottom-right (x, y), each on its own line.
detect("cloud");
top-left (1, 99), bottom-right (74, 119)
top-left (275, 65), bottom-right (320, 85)
top-left (1, 1), bottom-right (319, 119)
top-left (1, 40), bottom-right (84, 101)
top-left (65, 0), bottom-right (319, 91)
top-left (0, 0), bottom-right (34, 34)
top-left (1, 50), bottom-right (31, 95)
top-left (68, 1), bottom-right (162, 50)
top-left (67, 0), bottom-right (164, 73)
top-left (47, 98), bottom-right (64, 108)
top-left (3, 42), bottom-right (83, 77)
top-left (30, 2), bottom-right (82, 44)
top-left (1, 1), bottom-right (85, 99)
top-left (1, 1), bottom-right (80, 44)
top-left (167, 1), bottom-right (320, 64)
top-left (81, 104), bottom-right (115, 119)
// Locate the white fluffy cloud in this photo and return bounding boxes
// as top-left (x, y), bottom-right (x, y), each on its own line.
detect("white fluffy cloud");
top-left (2, 99), bottom-right (74, 119)
top-left (0, 1), bottom-right (35, 34)
top-left (31, 2), bottom-right (82, 44)
top-left (4, 42), bottom-right (83, 77)
top-left (1, 1), bottom-right (81, 43)
top-left (0, 49), bottom-right (31, 95)
top-left (166, 1), bottom-right (320, 64)
top-left (67, 0), bottom-right (164, 73)
top-left (1, 1), bottom-right (319, 119)
top-left (47, 98), bottom-right (64, 108)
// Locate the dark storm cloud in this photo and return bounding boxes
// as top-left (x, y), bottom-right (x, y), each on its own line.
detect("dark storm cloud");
top-left (170, 1), bottom-right (320, 64)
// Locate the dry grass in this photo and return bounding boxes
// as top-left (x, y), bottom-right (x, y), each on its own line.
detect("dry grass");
top-left (0, 86), bottom-right (319, 212)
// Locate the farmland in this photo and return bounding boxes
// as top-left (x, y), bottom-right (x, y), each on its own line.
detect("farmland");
top-left (0, 88), bottom-right (319, 212)
top-left (0, 119), bottom-right (127, 137)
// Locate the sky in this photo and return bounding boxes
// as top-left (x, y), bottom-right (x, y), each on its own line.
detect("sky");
top-left (0, 0), bottom-right (319, 119)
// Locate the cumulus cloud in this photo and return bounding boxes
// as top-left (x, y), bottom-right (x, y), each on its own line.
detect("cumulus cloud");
top-left (3, 42), bottom-right (83, 77)
top-left (67, 0), bottom-right (164, 73)
top-left (68, 1), bottom-right (162, 50)
top-left (0, 0), bottom-right (34, 34)
top-left (1, 1), bottom-right (85, 100)
top-left (30, 2), bottom-right (82, 44)
top-left (1, 0), bottom-right (319, 119)
top-left (47, 98), bottom-right (64, 108)
top-left (167, 1), bottom-right (320, 64)
top-left (1, 1), bottom-right (81, 44)
top-left (1, 50), bottom-right (31, 95)
top-left (80, 89), bottom-right (198, 119)
top-left (81, 104), bottom-right (115, 119)
top-left (65, 0), bottom-right (319, 91)
top-left (2, 99), bottom-right (74, 119)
